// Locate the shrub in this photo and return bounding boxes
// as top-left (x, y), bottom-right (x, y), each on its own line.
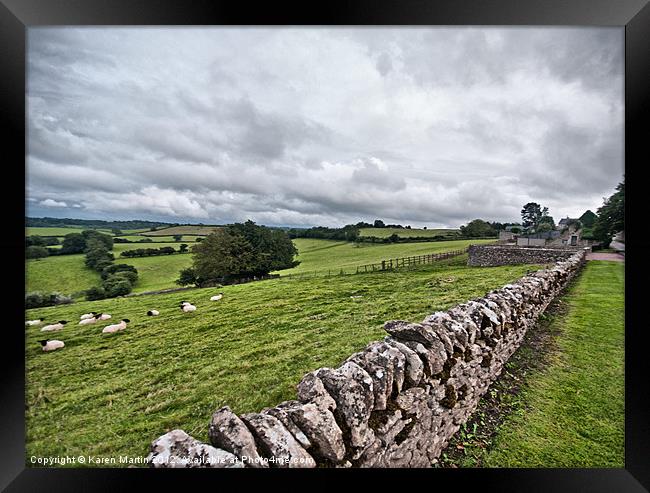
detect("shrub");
top-left (25, 291), bottom-right (73, 309)
top-left (108, 270), bottom-right (138, 285)
top-left (101, 263), bottom-right (138, 280)
top-left (102, 277), bottom-right (133, 297)
top-left (85, 286), bottom-right (106, 301)
top-left (26, 245), bottom-right (49, 259)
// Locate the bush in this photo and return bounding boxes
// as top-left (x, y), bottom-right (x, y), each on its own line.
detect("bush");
top-left (108, 270), bottom-right (138, 285)
top-left (101, 263), bottom-right (138, 280)
top-left (26, 245), bottom-right (49, 259)
top-left (102, 277), bottom-right (133, 297)
top-left (25, 291), bottom-right (73, 309)
top-left (85, 286), bottom-right (107, 301)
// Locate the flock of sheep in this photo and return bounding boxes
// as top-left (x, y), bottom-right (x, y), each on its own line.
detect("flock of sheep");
top-left (27, 292), bottom-right (225, 352)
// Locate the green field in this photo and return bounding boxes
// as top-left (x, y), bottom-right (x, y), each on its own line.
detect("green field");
top-left (461, 260), bottom-right (625, 467)
top-left (278, 238), bottom-right (495, 275)
top-left (26, 255), bottom-right (100, 297)
top-left (25, 255), bottom-right (541, 464)
top-left (26, 227), bottom-right (87, 237)
top-left (112, 242), bottom-right (185, 254)
top-left (121, 255), bottom-right (194, 293)
top-left (358, 227), bottom-right (459, 238)
top-left (115, 235), bottom-right (198, 242)
top-left (27, 238), bottom-right (495, 297)
top-left (141, 225), bottom-right (221, 236)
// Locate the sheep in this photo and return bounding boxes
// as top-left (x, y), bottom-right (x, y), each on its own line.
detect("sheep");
top-left (39, 339), bottom-right (65, 352)
top-left (26, 318), bottom-right (45, 326)
top-left (80, 312), bottom-right (98, 320)
top-left (102, 319), bottom-right (130, 334)
top-left (180, 302), bottom-right (196, 312)
top-left (79, 315), bottom-right (99, 326)
top-left (41, 320), bottom-right (68, 332)
top-left (210, 293), bottom-right (224, 301)
top-left (97, 313), bottom-right (112, 321)
top-left (147, 310), bottom-right (160, 316)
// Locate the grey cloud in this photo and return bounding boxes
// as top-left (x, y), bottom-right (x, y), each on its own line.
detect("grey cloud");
top-left (26, 27), bottom-right (624, 228)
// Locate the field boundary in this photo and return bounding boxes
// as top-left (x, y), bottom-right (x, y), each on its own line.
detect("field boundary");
top-left (281, 247), bottom-right (469, 279)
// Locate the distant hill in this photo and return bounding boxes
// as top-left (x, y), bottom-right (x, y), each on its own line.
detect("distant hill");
top-left (26, 217), bottom-right (173, 230)
top-left (140, 225), bottom-right (222, 236)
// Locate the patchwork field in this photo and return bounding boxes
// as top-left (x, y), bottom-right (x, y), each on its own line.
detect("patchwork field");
top-left (277, 238), bottom-right (496, 275)
top-left (358, 227), bottom-right (459, 238)
top-left (27, 238), bottom-right (495, 297)
top-left (25, 255), bottom-right (541, 465)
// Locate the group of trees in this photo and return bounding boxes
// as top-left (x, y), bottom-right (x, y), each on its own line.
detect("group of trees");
top-left (177, 220), bottom-right (299, 287)
top-left (459, 219), bottom-right (498, 237)
top-left (287, 224), bottom-right (360, 242)
top-left (114, 237), bottom-right (154, 243)
top-left (592, 180), bottom-right (624, 247)
top-left (26, 216), bottom-right (171, 230)
top-left (520, 202), bottom-right (555, 233)
top-left (120, 245), bottom-right (188, 258)
top-left (75, 231), bottom-right (139, 300)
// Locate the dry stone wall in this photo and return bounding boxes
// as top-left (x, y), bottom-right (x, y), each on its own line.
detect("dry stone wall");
top-left (468, 244), bottom-right (577, 267)
top-left (147, 249), bottom-right (588, 468)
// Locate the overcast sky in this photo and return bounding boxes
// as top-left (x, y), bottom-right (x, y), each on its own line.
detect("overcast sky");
top-left (26, 27), bottom-right (624, 228)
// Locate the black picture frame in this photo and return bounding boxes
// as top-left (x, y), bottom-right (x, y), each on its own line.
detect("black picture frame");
top-left (3, 0), bottom-right (648, 490)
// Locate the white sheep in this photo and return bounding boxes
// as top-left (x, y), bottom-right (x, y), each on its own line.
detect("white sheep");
top-left (147, 310), bottom-right (160, 316)
top-left (180, 302), bottom-right (196, 312)
top-left (79, 315), bottom-right (100, 325)
top-left (80, 312), bottom-right (98, 320)
top-left (102, 319), bottom-right (130, 334)
top-left (26, 318), bottom-right (45, 326)
top-left (97, 313), bottom-right (112, 321)
top-left (41, 320), bottom-right (68, 332)
top-left (210, 293), bottom-right (224, 301)
top-left (39, 339), bottom-right (65, 351)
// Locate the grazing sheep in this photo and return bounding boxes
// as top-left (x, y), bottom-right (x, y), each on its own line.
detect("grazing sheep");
top-left (26, 318), bottom-right (45, 326)
top-left (97, 313), bottom-right (112, 321)
top-left (41, 321), bottom-right (68, 332)
top-left (147, 310), bottom-right (160, 316)
top-left (39, 339), bottom-right (65, 352)
top-left (102, 319), bottom-right (130, 334)
top-left (79, 314), bottom-right (102, 325)
top-left (210, 293), bottom-right (224, 301)
top-left (80, 312), bottom-right (98, 320)
top-left (180, 302), bottom-right (196, 312)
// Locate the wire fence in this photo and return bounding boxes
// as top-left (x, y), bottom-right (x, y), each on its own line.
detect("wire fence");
top-left (280, 247), bottom-right (469, 280)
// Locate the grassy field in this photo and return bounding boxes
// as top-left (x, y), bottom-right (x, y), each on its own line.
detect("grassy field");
top-left (358, 227), bottom-right (459, 238)
top-left (469, 260), bottom-right (625, 467)
top-left (112, 242), bottom-right (185, 254)
top-left (26, 227), bottom-right (87, 237)
top-left (140, 225), bottom-right (221, 236)
top-left (115, 235), bottom-right (198, 242)
top-left (26, 255), bottom-right (100, 298)
top-left (278, 238), bottom-right (495, 275)
top-left (25, 255), bottom-right (541, 465)
top-left (27, 238), bottom-right (495, 297)
top-left (121, 254), bottom-right (194, 293)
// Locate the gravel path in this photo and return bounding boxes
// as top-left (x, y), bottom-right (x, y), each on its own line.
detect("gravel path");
top-left (586, 252), bottom-right (624, 262)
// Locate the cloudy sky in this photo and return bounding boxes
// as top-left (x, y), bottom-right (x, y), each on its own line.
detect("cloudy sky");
top-left (26, 27), bottom-right (624, 228)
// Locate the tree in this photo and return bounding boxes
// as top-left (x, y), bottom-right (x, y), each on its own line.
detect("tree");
top-left (60, 233), bottom-right (86, 254)
top-left (537, 222), bottom-right (553, 233)
top-left (179, 243), bottom-right (189, 253)
top-left (521, 202), bottom-right (549, 232)
top-left (538, 215), bottom-right (556, 230)
top-left (388, 233), bottom-right (400, 243)
top-left (173, 234), bottom-right (183, 242)
top-left (459, 219), bottom-right (497, 237)
top-left (82, 230), bottom-right (113, 250)
top-left (26, 245), bottom-right (49, 259)
top-left (228, 220), bottom-right (299, 274)
top-left (593, 180), bottom-right (624, 247)
top-left (579, 210), bottom-right (598, 228)
top-left (185, 229), bottom-right (256, 285)
top-left (84, 238), bottom-right (114, 270)
top-left (373, 219), bottom-right (385, 228)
